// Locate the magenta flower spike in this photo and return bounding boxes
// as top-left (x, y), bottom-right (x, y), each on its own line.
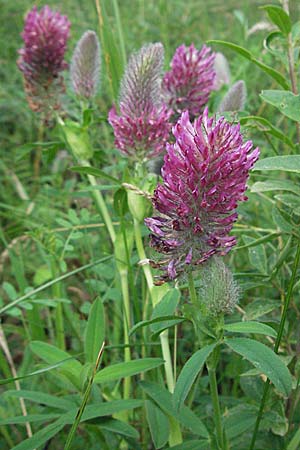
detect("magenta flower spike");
top-left (108, 43), bottom-right (172, 161)
top-left (145, 108), bottom-right (259, 281)
top-left (162, 44), bottom-right (216, 117)
top-left (17, 5), bottom-right (70, 113)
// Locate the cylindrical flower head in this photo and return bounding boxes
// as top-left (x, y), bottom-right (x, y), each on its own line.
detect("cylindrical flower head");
top-left (120, 42), bottom-right (164, 116)
top-left (70, 30), bottom-right (101, 99)
top-left (17, 6), bottom-right (70, 113)
top-left (162, 44), bottom-right (216, 117)
top-left (145, 108), bottom-right (259, 280)
top-left (108, 43), bottom-right (172, 161)
top-left (200, 257), bottom-right (240, 316)
top-left (213, 52), bottom-right (230, 90)
top-left (218, 80), bottom-right (247, 113)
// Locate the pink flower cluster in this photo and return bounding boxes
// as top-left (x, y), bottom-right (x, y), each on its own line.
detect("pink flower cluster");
top-left (145, 109), bottom-right (259, 280)
top-left (108, 43), bottom-right (172, 161)
top-left (109, 105), bottom-right (172, 159)
top-left (109, 43), bottom-right (217, 161)
top-left (17, 6), bottom-right (70, 112)
top-left (163, 44), bottom-right (216, 117)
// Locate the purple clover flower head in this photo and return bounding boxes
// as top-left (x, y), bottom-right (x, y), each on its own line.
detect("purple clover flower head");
top-left (109, 105), bottom-right (172, 159)
top-left (108, 43), bottom-right (172, 161)
top-left (17, 6), bottom-right (70, 113)
top-left (162, 44), bottom-right (216, 117)
top-left (70, 30), bottom-right (101, 99)
top-left (145, 108), bottom-right (260, 281)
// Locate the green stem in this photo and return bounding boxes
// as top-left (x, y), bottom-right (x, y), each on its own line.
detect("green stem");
top-left (64, 342), bottom-right (105, 450)
top-left (120, 270), bottom-right (131, 400)
top-left (133, 218), bottom-right (154, 294)
top-left (133, 218), bottom-right (182, 444)
top-left (249, 241), bottom-right (300, 450)
top-left (208, 366), bottom-right (224, 450)
top-left (80, 160), bottom-right (116, 244)
top-left (51, 258), bottom-right (65, 350)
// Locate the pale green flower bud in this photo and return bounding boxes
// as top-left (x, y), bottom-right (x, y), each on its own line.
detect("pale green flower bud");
top-left (70, 30), bottom-right (101, 99)
top-left (218, 80), bottom-right (247, 112)
top-left (200, 257), bottom-right (240, 316)
top-left (213, 52), bottom-right (230, 90)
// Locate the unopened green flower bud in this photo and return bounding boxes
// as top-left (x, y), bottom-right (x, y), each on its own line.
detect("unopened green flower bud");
top-left (213, 52), bottom-right (230, 90)
top-left (218, 80), bottom-right (247, 112)
top-left (200, 257), bottom-right (239, 316)
top-left (70, 30), bottom-right (101, 99)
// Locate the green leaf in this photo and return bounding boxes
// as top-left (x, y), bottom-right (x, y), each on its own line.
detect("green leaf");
top-left (4, 390), bottom-right (77, 410)
top-left (84, 297), bottom-right (105, 363)
top-left (251, 180), bottom-right (300, 195)
top-left (150, 288), bottom-right (181, 337)
top-left (225, 337), bottom-right (292, 395)
top-left (261, 5), bottom-right (292, 36)
top-left (168, 441), bottom-right (210, 450)
top-left (94, 358), bottom-right (164, 383)
top-left (260, 90), bottom-right (300, 121)
top-left (244, 298), bottom-right (279, 321)
top-left (173, 344), bottom-right (216, 411)
top-left (129, 315), bottom-right (185, 337)
top-left (0, 413), bottom-right (60, 425)
top-left (224, 321), bottom-right (277, 338)
top-left (10, 401), bottom-right (143, 450)
top-left (275, 193), bottom-right (300, 213)
top-left (30, 341), bottom-right (82, 389)
top-left (243, 236), bottom-right (268, 274)
top-left (113, 187), bottom-right (129, 217)
top-left (70, 166), bottom-right (120, 184)
top-left (236, 233), bottom-right (280, 251)
top-left (224, 407), bottom-right (257, 439)
top-left (64, 400), bottom-right (143, 423)
top-left (99, 418), bottom-right (139, 440)
top-left (272, 206), bottom-right (294, 232)
top-left (11, 419), bottom-right (66, 450)
top-left (98, 0), bottom-right (123, 100)
top-left (145, 400), bottom-right (169, 449)
top-left (254, 155), bottom-right (300, 173)
top-left (287, 426), bottom-right (300, 450)
top-left (208, 40), bottom-right (289, 89)
top-left (60, 121), bottom-right (93, 160)
top-left (0, 358), bottom-right (78, 386)
top-left (271, 236), bottom-right (293, 274)
top-left (240, 115), bottom-right (294, 148)
top-left (140, 381), bottom-right (209, 438)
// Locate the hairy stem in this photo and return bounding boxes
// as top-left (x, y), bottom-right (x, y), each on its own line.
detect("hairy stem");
top-left (120, 270), bottom-right (131, 400)
top-left (80, 160), bottom-right (116, 244)
top-left (133, 218), bottom-right (182, 444)
top-left (208, 366), bottom-right (224, 449)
